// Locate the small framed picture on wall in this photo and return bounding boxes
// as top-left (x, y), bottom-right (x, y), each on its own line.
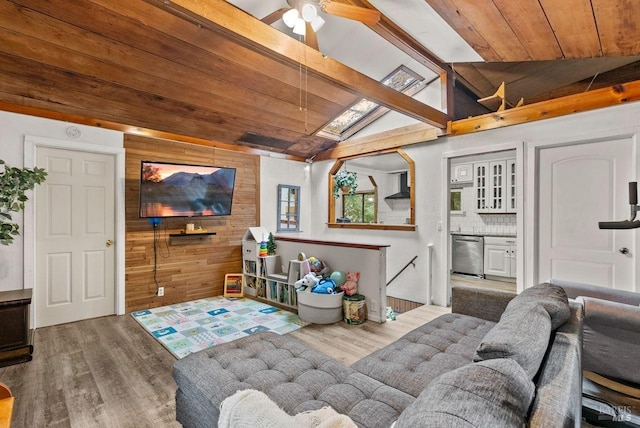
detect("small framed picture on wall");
top-left (224, 274), bottom-right (244, 298)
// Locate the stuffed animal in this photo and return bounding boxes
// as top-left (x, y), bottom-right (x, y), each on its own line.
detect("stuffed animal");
top-left (308, 257), bottom-right (330, 277)
top-left (294, 273), bottom-right (319, 291)
top-left (311, 278), bottom-right (336, 294)
top-left (339, 272), bottom-right (360, 296)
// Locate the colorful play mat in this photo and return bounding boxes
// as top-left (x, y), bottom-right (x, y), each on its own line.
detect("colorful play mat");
top-left (131, 296), bottom-right (309, 358)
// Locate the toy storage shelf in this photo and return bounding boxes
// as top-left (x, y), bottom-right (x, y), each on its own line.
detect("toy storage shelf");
top-left (242, 256), bottom-right (299, 310)
top-left (242, 228), bottom-right (300, 311)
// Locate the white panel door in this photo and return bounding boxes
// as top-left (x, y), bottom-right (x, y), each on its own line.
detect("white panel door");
top-left (36, 147), bottom-right (115, 327)
top-left (538, 137), bottom-right (635, 291)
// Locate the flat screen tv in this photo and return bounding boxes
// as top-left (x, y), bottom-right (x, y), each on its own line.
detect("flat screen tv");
top-left (139, 160), bottom-right (236, 218)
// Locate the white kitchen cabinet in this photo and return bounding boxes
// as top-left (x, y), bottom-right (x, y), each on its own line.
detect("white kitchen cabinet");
top-left (451, 163), bottom-right (473, 183)
top-left (474, 162), bottom-right (488, 211)
top-left (484, 236), bottom-right (517, 278)
top-left (474, 159), bottom-right (516, 213)
top-left (507, 159), bottom-right (516, 212)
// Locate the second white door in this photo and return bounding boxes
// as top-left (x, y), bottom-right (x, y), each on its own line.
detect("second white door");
top-left (537, 137), bottom-right (636, 291)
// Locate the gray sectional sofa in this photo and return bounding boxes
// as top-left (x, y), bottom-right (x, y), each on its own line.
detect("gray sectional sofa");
top-left (173, 284), bottom-right (583, 427)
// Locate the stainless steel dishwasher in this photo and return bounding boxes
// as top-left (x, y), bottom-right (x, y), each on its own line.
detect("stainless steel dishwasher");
top-left (452, 235), bottom-right (484, 277)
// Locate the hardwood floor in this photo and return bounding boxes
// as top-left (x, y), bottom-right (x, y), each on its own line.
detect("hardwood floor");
top-left (0, 303), bottom-right (450, 427)
top-left (450, 273), bottom-right (517, 294)
top-left (289, 304), bottom-right (450, 366)
top-left (0, 315), bottom-right (181, 428)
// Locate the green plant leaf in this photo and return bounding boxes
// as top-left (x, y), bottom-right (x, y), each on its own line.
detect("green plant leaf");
top-left (0, 159), bottom-right (47, 245)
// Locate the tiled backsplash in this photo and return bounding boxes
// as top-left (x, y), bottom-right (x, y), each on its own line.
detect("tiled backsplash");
top-left (450, 186), bottom-right (516, 235)
top-left (381, 198), bottom-right (411, 224)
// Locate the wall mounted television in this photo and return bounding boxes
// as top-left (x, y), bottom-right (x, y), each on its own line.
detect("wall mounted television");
top-left (139, 160), bottom-right (236, 218)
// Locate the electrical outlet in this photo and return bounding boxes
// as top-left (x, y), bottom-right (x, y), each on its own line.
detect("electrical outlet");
top-left (157, 286), bottom-right (164, 297)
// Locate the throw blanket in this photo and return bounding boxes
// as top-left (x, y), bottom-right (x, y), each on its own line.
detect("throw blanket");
top-left (219, 389), bottom-right (357, 428)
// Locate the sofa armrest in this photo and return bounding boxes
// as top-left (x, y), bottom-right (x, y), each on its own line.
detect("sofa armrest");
top-left (579, 296), bottom-right (640, 384)
top-left (451, 286), bottom-right (516, 323)
top-left (549, 278), bottom-right (640, 305)
top-left (580, 296), bottom-right (640, 332)
top-left (529, 301), bottom-right (583, 427)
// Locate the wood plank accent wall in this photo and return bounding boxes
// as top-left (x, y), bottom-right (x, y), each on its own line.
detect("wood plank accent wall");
top-left (124, 135), bottom-right (259, 313)
top-left (386, 296), bottom-right (423, 314)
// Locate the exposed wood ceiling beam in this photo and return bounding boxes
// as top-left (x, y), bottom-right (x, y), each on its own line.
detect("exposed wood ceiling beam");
top-left (342, 0), bottom-right (453, 114)
top-left (526, 60), bottom-right (640, 104)
top-left (448, 80), bottom-right (640, 136)
top-left (344, 0), bottom-right (446, 74)
top-left (148, 0), bottom-right (447, 128)
top-left (260, 7), bottom-right (287, 25)
top-left (314, 123), bottom-right (438, 160)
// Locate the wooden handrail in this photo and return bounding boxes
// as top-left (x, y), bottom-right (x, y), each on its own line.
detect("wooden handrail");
top-left (274, 236), bottom-right (389, 250)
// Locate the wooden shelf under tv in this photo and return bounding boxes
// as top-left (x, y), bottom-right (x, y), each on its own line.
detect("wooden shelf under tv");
top-left (169, 231), bottom-right (216, 245)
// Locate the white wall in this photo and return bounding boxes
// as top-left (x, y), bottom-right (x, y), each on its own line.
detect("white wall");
top-left (6, 99), bottom-right (638, 307)
top-left (308, 147), bottom-right (443, 305)
top-left (289, 101), bottom-right (640, 307)
top-left (259, 156), bottom-right (312, 236)
top-left (0, 111), bottom-right (123, 291)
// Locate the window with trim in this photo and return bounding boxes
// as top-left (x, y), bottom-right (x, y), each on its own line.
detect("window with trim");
top-left (277, 184), bottom-right (300, 232)
top-left (342, 192), bottom-right (377, 223)
top-left (317, 65), bottom-right (425, 141)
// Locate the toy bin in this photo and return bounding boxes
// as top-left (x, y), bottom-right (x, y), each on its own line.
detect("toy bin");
top-left (296, 290), bottom-right (344, 324)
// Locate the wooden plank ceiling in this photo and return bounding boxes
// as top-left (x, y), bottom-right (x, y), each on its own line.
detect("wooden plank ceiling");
top-left (0, 0), bottom-right (443, 159)
top-left (424, 0), bottom-right (640, 108)
top-left (425, 0), bottom-right (640, 61)
top-left (3, 0), bottom-right (640, 156)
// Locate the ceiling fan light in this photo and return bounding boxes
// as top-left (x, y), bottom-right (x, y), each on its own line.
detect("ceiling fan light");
top-left (292, 18), bottom-right (306, 36)
top-left (282, 8), bottom-right (299, 28)
top-left (301, 4), bottom-right (317, 22)
top-left (311, 15), bottom-right (325, 32)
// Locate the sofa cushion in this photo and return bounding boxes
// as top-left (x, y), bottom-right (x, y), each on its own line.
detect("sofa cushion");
top-left (394, 358), bottom-right (535, 428)
top-left (474, 302), bottom-right (551, 379)
top-left (516, 283), bottom-right (571, 329)
top-left (173, 331), bottom-right (414, 428)
top-left (352, 313), bottom-right (496, 397)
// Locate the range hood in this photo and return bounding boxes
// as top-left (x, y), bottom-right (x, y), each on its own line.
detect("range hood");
top-left (385, 171), bottom-right (410, 200)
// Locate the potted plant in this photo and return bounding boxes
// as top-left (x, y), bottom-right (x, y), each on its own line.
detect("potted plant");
top-left (0, 159), bottom-right (47, 245)
top-left (333, 170), bottom-right (357, 198)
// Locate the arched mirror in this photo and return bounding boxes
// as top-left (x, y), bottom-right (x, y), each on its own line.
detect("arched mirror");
top-left (328, 149), bottom-right (416, 231)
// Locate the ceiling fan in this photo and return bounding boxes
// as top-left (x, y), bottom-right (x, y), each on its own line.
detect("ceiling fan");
top-left (261, 0), bottom-right (381, 50)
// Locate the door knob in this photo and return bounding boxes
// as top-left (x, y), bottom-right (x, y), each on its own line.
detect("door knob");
top-left (106, 239), bottom-right (114, 247)
top-left (619, 247), bottom-right (629, 254)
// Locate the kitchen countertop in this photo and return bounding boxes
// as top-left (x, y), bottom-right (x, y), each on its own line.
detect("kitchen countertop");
top-left (450, 231), bottom-right (517, 238)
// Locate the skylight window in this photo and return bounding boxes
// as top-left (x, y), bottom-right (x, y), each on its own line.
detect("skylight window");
top-left (318, 66), bottom-right (424, 141)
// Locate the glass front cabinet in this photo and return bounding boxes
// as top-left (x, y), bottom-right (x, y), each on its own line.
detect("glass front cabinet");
top-left (474, 158), bottom-right (516, 213)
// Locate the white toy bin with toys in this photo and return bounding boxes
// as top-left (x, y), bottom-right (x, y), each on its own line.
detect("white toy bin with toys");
top-left (296, 290), bottom-right (344, 324)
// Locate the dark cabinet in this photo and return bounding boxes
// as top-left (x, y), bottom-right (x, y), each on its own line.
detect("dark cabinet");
top-left (0, 289), bottom-right (33, 367)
